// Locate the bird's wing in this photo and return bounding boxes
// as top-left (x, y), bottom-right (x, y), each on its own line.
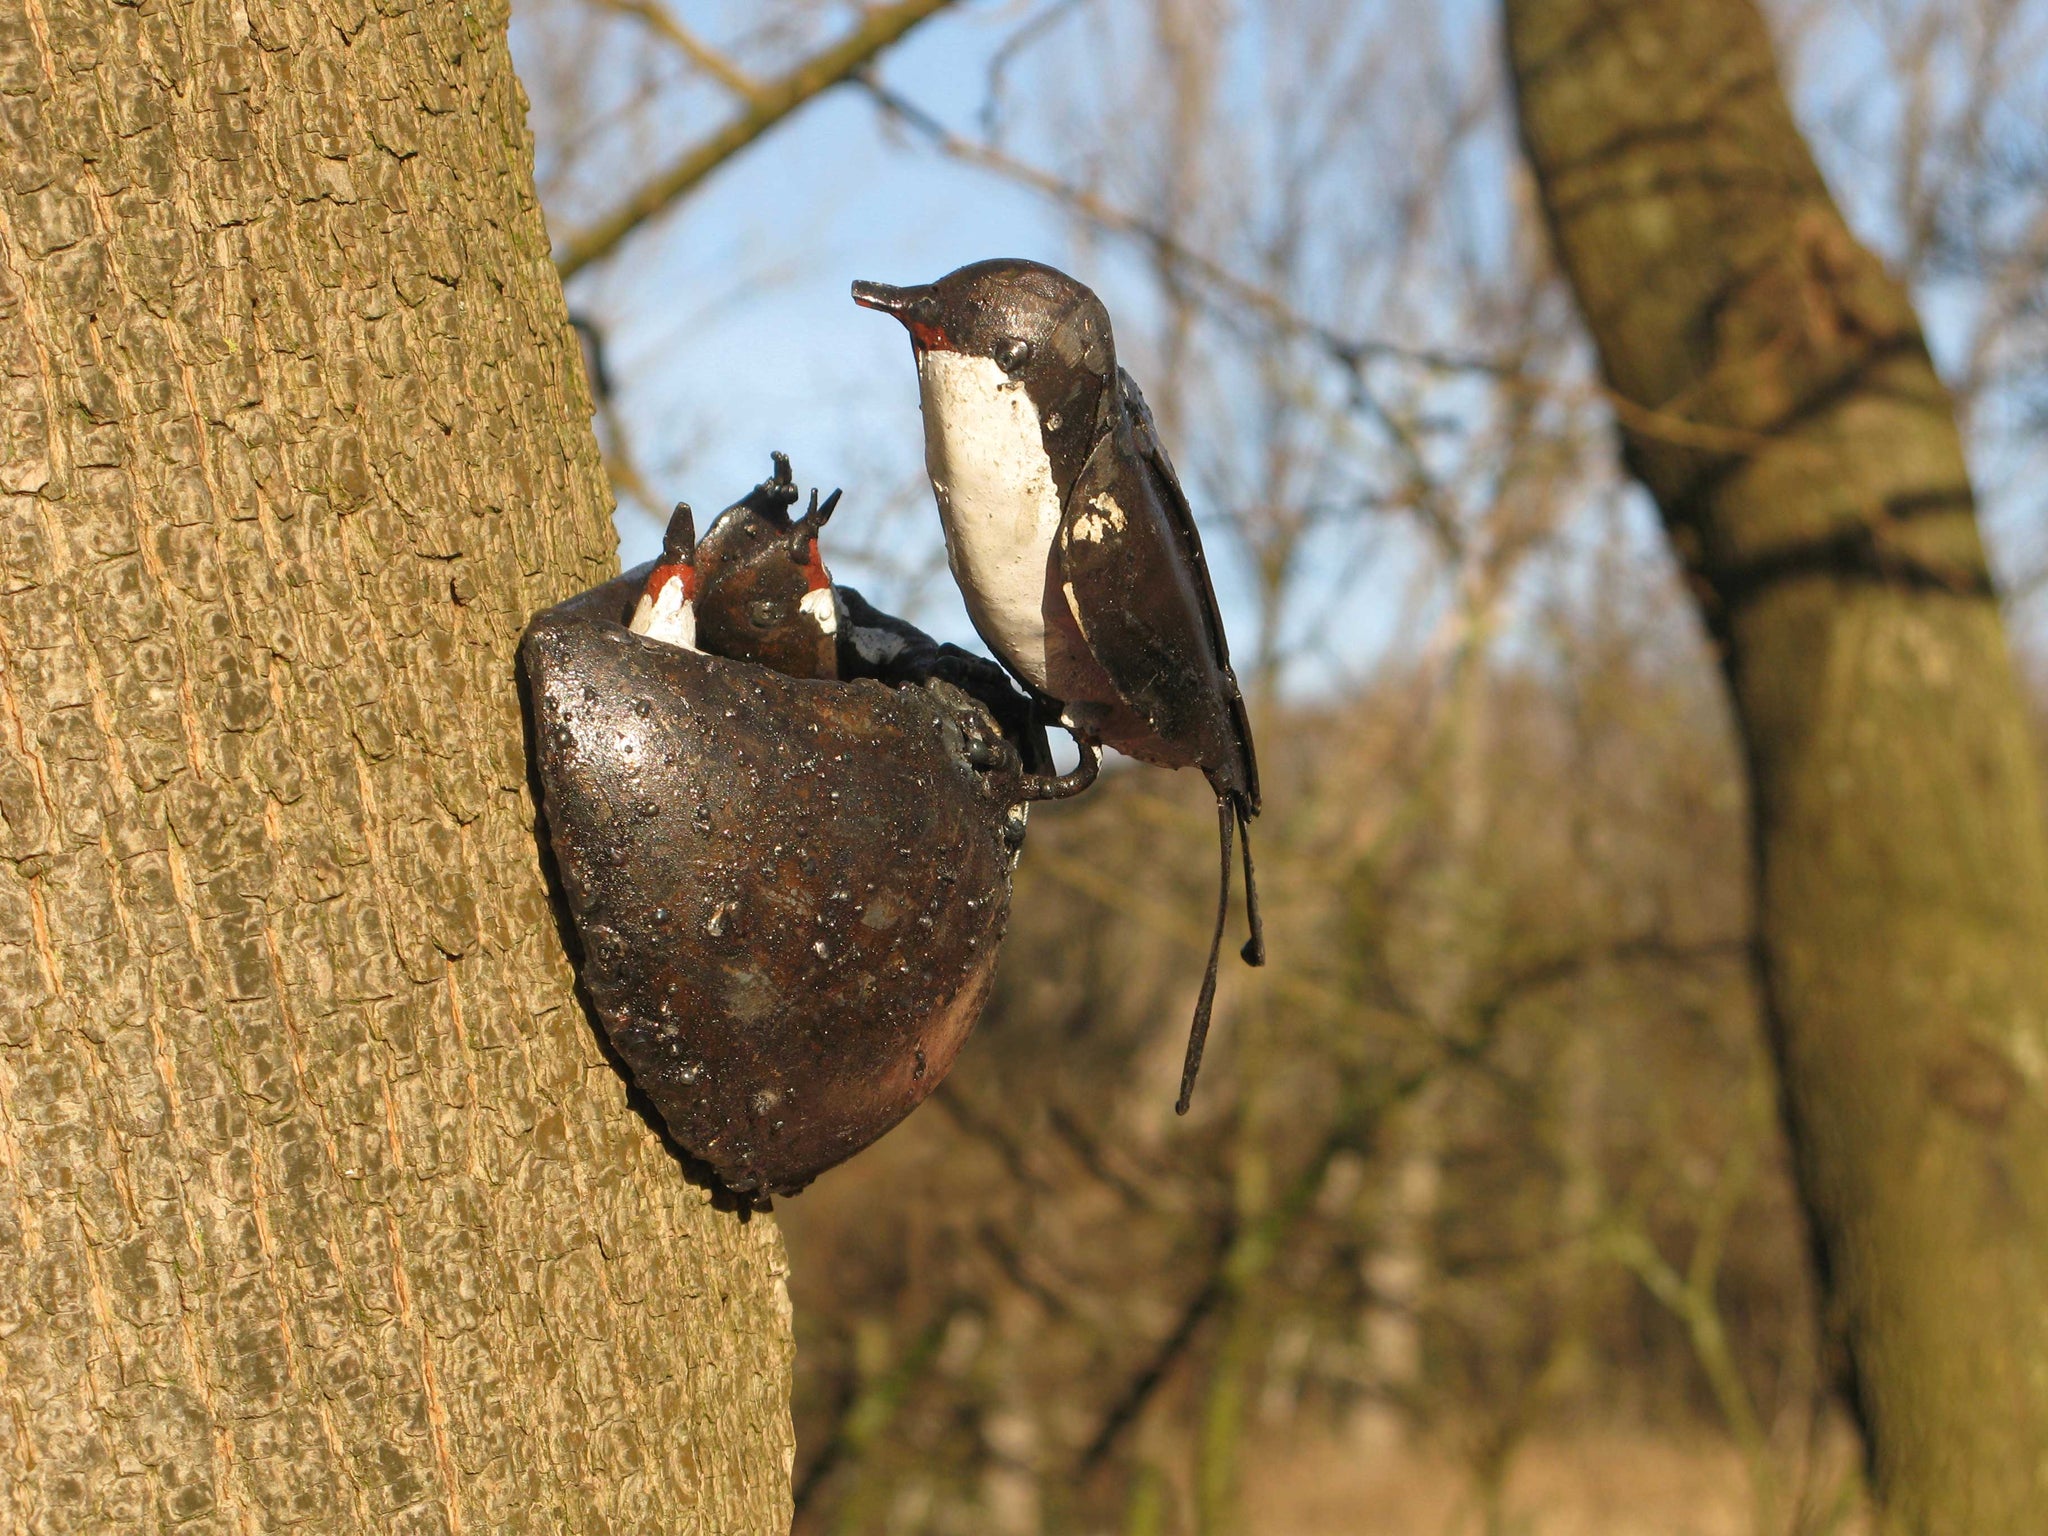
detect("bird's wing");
top-left (1056, 370), bottom-right (1259, 807)
top-left (835, 586), bottom-right (1052, 774)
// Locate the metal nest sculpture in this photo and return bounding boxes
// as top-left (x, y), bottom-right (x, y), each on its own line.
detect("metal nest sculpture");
top-left (529, 258), bottom-right (1267, 1198)
top-left (523, 455), bottom-right (1047, 1196)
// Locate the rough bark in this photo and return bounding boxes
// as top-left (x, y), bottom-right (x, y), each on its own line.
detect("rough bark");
top-left (0, 1), bottom-right (792, 1530)
top-left (1504, 2), bottom-right (2048, 1529)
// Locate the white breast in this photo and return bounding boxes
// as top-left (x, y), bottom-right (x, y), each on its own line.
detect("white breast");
top-left (916, 349), bottom-right (1066, 694)
top-left (629, 575), bottom-right (697, 651)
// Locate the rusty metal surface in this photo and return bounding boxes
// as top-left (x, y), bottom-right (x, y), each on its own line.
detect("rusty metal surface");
top-left (522, 570), bottom-right (1025, 1195)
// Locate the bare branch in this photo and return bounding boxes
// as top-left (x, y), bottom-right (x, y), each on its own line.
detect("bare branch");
top-left (1045, 1102), bottom-right (1165, 1213)
top-left (588, 0), bottom-right (761, 99)
top-left (1074, 1068), bottom-right (1432, 1474)
top-left (862, 76), bottom-right (1502, 378)
top-left (1074, 1239), bottom-right (1230, 1473)
top-left (980, 0), bottom-right (1095, 139)
top-left (977, 1221), bottom-right (1096, 1323)
top-left (1594, 1062), bottom-right (1778, 1522)
top-left (556, 0), bottom-right (964, 280)
top-left (932, 1084), bottom-right (1058, 1196)
top-left (1026, 845), bottom-right (1427, 1046)
top-left (860, 77), bottom-right (1801, 463)
top-left (792, 1307), bottom-right (962, 1516)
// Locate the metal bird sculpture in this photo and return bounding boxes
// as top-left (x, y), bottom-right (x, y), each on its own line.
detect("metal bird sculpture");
top-left (854, 258), bottom-right (1265, 1111)
top-left (691, 452), bottom-right (844, 680)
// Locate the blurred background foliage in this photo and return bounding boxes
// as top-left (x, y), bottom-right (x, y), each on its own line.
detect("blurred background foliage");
top-left (508, 1), bottom-right (2048, 1529)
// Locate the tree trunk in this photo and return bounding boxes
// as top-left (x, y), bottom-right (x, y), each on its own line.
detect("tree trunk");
top-left (0, 1), bottom-right (792, 1530)
top-left (1504, 2), bottom-right (2048, 1529)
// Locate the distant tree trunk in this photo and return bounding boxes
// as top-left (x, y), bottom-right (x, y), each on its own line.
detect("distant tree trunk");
top-left (0, 1), bottom-right (790, 1530)
top-left (1504, 2), bottom-right (2048, 1529)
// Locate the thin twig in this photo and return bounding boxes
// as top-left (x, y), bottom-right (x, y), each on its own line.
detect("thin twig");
top-left (932, 1084), bottom-right (1056, 1195)
top-left (556, 0), bottom-right (963, 279)
top-left (1462, 932), bottom-right (1752, 1045)
top-left (977, 1221), bottom-right (1090, 1323)
top-left (588, 0), bottom-right (761, 99)
top-left (791, 1307), bottom-right (960, 1516)
top-left (859, 77), bottom-right (1788, 456)
top-left (1594, 1060), bottom-right (1779, 1527)
top-left (1046, 1102), bottom-right (1163, 1213)
top-left (1075, 1232), bottom-right (1232, 1472)
top-left (863, 77), bottom-right (1501, 378)
top-left (980, 0), bottom-right (1095, 138)
top-left (1074, 1069), bottom-right (1431, 1473)
top-left (1025, 845), bottom-right (1416, 1037)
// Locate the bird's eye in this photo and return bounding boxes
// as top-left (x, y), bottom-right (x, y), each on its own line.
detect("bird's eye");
top-left (996, 337), bottom-right (1031, 373)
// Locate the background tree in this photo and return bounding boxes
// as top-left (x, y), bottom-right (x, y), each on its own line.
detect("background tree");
top-left (0, 0), bottom-right (792, 1527)
top-left (505, 0), bottom-right (2048, 1529)
top-left (1506, 0), bottom-right (2048, 1529)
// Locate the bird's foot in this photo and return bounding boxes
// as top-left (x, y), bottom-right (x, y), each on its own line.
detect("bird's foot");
top-left (953, 700), bottom-right (1016, 774)
top-left (1019, 734), bottom-right (1101, 801)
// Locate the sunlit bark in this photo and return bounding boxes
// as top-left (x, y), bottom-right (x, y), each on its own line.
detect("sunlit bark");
top-left (0, 1), bottom-right (791, 1527)
top-left (1507, 2), bottom-right (2048, 1528)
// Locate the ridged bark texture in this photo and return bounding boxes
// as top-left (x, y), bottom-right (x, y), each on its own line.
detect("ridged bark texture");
top-left (0, 0), bottom-right (793, 1530)
top-left (1504, 2), bottom-right (2048, 1530)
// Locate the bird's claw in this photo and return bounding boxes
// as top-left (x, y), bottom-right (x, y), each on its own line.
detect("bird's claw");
top-left (1019, 736), bottom-right (1101, 801)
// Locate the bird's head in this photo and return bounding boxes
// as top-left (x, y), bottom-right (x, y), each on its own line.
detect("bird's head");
top-left (854, 258), bottom-right (1115, 390)
top-left (692, 453), bottom-right (843, 680)
top-left (855, 260), bottom-right (1118, 488)
top-left (628, 500), bottom-right (700, 650)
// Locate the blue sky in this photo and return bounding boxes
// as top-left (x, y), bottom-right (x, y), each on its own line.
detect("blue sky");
top-left (517, 0), bottom-right (2048, 681)
top-left (521, 0), bottom-right (1556, 686)
top-left (537, 6), bottom-right (1081, 569)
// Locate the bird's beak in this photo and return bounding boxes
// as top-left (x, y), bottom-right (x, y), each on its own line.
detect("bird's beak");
top-left (851, 279), bottom-right (924, 315)
top-left (852, 279), bottom-right (949, 349)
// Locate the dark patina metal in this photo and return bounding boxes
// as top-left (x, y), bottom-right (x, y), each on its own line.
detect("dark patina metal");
top-left (523, 566), bottom-right (1032, 1195)
top-left (692, 452), bottom-right (843, 679)
top-left (855, 260), bottom-right (1267, 1113)
top-left (833, 584), bottom-right (1053, 779)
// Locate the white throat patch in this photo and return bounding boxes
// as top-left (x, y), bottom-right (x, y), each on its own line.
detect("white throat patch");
top-left (799, 584), bottom-right (840, 635)
top-left (916, 349), bottom-right (1065, 693)
top-left (629, 577), bottom-right (697, 652)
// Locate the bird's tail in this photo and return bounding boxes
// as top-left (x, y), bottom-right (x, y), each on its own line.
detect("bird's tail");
top-left (1236, 792), bottom-right (1265, 967)
top-left (1176, 792), bottom-right (1266, 1115)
